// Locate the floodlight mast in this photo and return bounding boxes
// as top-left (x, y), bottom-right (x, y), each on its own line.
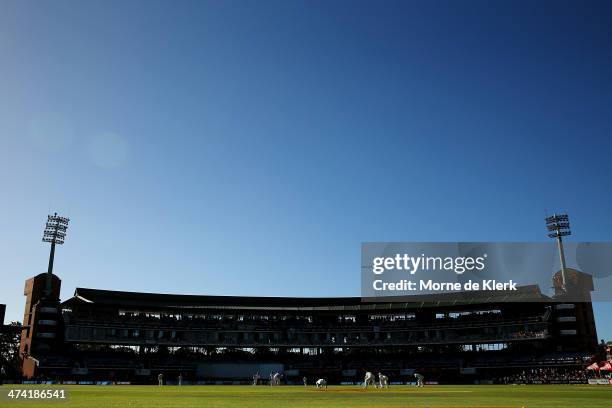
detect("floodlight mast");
top-left (42, 213), bottom-right (70, 297)
top-left (545, 213), bottom-right (571, 292)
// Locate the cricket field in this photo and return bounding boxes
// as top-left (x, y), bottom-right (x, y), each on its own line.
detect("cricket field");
top-left (1, 384), bottom-right (611, 407)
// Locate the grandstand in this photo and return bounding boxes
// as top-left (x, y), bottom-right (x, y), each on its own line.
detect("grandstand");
top-left (18, 269), bottom-right (598, 384)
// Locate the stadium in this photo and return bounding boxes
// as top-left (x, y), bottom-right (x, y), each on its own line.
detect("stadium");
top-left (6, 215), bottom-right (608, 395)
top-left (5, 245), bottom-right (611, 406)
top-left (3, 215), bottom-right (610, 407)
top-left (16, 267), bottom-right (602, 385)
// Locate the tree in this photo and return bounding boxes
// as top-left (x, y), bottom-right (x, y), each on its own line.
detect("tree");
top-left (0, 321), bottom-right (22, 379)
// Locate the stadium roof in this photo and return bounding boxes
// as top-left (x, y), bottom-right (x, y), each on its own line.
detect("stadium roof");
top-left (61, 285), bottom-right (551, 312)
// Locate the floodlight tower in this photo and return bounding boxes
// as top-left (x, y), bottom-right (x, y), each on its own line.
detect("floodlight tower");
top-left (42, 213), bottom-right (70, 297)
top-left (545, 213), bottom-right (571, 292)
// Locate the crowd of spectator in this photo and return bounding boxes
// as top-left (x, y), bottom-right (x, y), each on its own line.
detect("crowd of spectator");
top-left (496, 367), bottom-right (593, 384)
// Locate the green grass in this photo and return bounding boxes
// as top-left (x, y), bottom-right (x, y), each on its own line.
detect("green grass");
top-left (1, 385), bottom-right (611, 408)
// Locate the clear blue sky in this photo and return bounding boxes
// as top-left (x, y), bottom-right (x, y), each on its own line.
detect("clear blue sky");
top-left (1, 1), bottom-right (611, 340)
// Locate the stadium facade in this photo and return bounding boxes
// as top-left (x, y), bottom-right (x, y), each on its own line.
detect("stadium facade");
top-left (18, 269), bottom-right (598, 384)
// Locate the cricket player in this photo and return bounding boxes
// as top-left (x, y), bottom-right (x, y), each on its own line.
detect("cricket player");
top-left (414, 372), bottom-right (424, 387)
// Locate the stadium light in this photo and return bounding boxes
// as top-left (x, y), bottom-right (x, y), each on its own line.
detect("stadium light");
top-left (42, 213), bottom-right (70, 297)
top-left (545, 213), bottom-right (571, 292)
